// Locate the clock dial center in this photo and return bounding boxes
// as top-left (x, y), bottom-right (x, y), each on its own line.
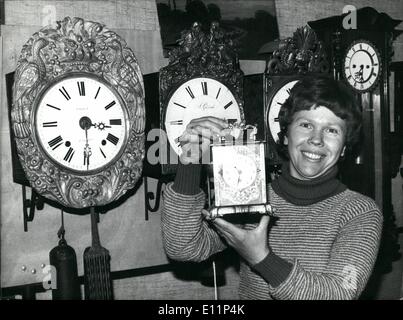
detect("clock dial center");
top-left (79, 116), bottom-right (93, 130)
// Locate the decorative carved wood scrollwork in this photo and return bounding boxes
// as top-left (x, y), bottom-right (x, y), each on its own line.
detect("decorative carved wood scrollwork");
top-left (267, 25), bottom-right (329, 75)
top-left (11, 17), bottom-right (145, 208)
top-left (159, 21), bottom-right (244, 112)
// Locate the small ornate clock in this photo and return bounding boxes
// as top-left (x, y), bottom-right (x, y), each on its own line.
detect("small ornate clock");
top-left (11, 17), bottom-right (145, 208)
top-left (342, 39), bottom-right (382, 92)
top-left (212, 142), bottom-right (266, 207)
top-left (159, 22), bottom-right (244, 175)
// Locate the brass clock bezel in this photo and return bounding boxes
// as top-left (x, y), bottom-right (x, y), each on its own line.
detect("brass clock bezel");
top-left (342, 39), bottom-right (382, 93)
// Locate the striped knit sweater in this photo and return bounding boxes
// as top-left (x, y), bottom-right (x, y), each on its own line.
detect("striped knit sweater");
top-left (161, 177), bottom-right (383, 300)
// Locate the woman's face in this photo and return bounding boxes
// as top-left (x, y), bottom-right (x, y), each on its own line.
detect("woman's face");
top-left (286, 106), bottom-right (347, 180)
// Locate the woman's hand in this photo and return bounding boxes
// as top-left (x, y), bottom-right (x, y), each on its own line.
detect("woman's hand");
top-left (178, 117), bottom-right (228, 164)
top-left (203, 210), bottom-right (271, 265)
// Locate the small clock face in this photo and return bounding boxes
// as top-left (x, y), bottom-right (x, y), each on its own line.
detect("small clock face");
top-left (222, 154), bottom-right (257, 190)
top-left (267, 80), bottom-right (299, 143)
top-left (34, 75), bottom-right (128, 173)
top-left (343, 40), bottom-right (381, 92)
top-left (164, 77), bottom-right (242, 156)
top-left (212, 143), bottom-right (266, 206)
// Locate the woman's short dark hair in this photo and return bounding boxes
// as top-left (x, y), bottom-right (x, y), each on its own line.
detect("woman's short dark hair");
top-left (278, 75), bottom-right (362, 154)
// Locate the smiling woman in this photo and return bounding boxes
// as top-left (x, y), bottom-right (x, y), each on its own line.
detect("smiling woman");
top-left (286, 106), bottom-right (347, 180)
top-left (161, 75), bottom-right (383, 300)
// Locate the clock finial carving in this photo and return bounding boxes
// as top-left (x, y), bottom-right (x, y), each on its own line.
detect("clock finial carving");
top-left (161, 21), bottom-right (243, 103)
top-left (267, 26), bottom-right (329, 75)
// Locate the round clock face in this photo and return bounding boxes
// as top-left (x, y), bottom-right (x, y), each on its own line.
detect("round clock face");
top-left (267, 80), bottom-right (299, 143)
top-left (34, 75), bottom-right (128, 173)
top-left (222, 154), bottom-right (257, 190)
top-left (164, 77), bottom-right (242, 156)
top-left (343, 40), bottom-right (381, 92)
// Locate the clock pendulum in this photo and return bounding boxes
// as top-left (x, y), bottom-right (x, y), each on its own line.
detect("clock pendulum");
top-left (83, 207), bottom-right (113, 300)
top-left (49, 210), bottom-right (81, 300)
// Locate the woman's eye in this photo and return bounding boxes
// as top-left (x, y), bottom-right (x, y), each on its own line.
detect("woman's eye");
top-left (299, 122), bottom-right (312, 129)
top-left (326, 128), bottom-right (339, 134)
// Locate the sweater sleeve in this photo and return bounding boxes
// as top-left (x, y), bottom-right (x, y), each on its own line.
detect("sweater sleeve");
top-left (161, 165), bottom-right (227, 262)
top-left (267, 196), bottom-right (383, 300)
top-left (252, 250), bottom-right (293, 287)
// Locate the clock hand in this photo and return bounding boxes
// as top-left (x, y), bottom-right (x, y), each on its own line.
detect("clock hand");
top-left (355, 65), bottom-right (364, 81)
top-left (92, 122), bottom-right (112, 130)
top-left (83, 127), bottom-right (92, 170)
top-left (79, 116), bottom-right (93, 169)
top-left (234, 165), bottom-right (242, 186)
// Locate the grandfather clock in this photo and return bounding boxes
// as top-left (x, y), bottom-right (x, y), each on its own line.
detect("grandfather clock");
top-left (309, 6), bottom-right (401, 213)
top-left (309, 7), bottom-right (402, 298)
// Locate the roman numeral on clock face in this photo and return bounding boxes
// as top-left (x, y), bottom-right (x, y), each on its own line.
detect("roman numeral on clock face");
top-left (201, 81), bottom-right (208, 95)
top-left (43, 121), bottom-right (58, 127)
top-left (59, 86), bottom-right (71, 101)
top-left (77, 81), bottom-right (85, 96)
top-left (170, 120), bottom-right (183, 125)
top-left (105, 100), bottom-right (116, 110)
top-left (94, 86), bottom-right (101, 99)
top-left (109, 119), bottom-right (122, 125)
top-left (185, 86), bottom-right (195, 99)
top-left (216, 87), bottom-right (221, 99)
top-left (46, 104), bottom-right (61, 111)
top-left (223, 101), bottom-right (233, 110)
top-left (48, 135), bottom-right (63, 149)
top-left (99, 147), bottom-right (106, 159)
top-left (174, 102), bottom-right (186, 109)
top-left (106, 133), bottom-right (119, 145)
top-left (63, 147), bottom-right (75, 163)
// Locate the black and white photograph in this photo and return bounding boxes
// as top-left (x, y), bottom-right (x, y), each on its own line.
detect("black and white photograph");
top-left (0, 0), bottom-right (403, 313)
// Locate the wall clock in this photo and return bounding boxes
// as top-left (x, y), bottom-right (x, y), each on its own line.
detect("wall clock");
top-left (159, 21), bottom-right (244, 175)
top-left (11, 17), bottom-right (145, 208)
top-left (342, 39), bottom-right (382, 92)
